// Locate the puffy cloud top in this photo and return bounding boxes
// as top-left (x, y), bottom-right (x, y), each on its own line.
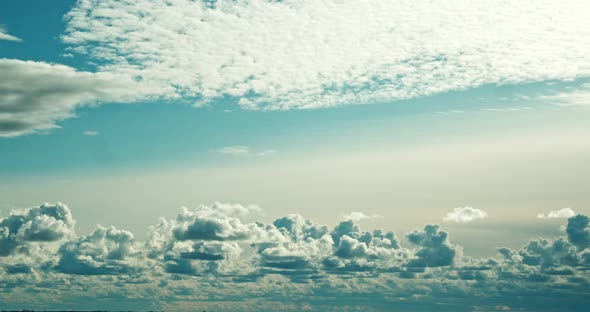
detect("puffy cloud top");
top-left (56, 225), bottom-right (137, 275)
top-left (0, 202), bottom-right (75, 256)
top-left (1, 202), bottom-right (590, 311)
top-left (406, 225), bottom-right (457, 267)
top-left (443, 207), bottom-right (488, 223)
top-left (566, 214), bottom-right (590, 250)
top-left (172, 203), bottom-right (266, 241)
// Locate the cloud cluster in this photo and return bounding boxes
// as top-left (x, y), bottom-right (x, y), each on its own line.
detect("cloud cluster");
top-left (62, 0), bottom-right (590, 110)
top-left (56, 225), bottom-right (139, 275)
top-left (443, 207), bottom-right (488, 223)
top-left (0, 59), bottom-right (139, 137)
top-left (1, 202), bottom-right (589, 311)
top-left (498, 214), bottom-right (590, 271)
top-left (0, 202), bottom-right (74, 256)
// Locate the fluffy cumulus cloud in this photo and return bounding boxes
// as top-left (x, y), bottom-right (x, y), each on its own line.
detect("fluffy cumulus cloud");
top-left (443, 206), bottom-right (488, 223)
top-left (497, 214), bottom-right (590, 273)
top-left (0, 59), bottom-right (141, 137)
top-left (406, 225), bottom-right (457, 267)
top-left (55, 225), bottom-right (139, 275)
top-left (62, 0), bottom-right (590, 110)
top-left (538, 208), bottom-right (577, 219)
top-left (0, 202), bottom-right (75, 256)
top-left (1, 202), bottom-right (590, 311)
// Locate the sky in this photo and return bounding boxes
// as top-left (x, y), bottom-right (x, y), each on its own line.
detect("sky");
top-left (1, 0), bottom-right (590, 311)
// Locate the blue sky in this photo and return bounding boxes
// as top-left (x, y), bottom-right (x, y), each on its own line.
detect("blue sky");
top-left (1, 0), bottom-right (590, 311)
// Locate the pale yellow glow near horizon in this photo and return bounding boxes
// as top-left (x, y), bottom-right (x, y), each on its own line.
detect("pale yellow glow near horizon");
top-left (1, 125), bottom-right (589, 257)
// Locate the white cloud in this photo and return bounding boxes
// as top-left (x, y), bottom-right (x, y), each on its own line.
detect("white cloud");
top-left (83, 130), bottom-right (100, 136)
top-left (217, 146), bottom-right (277, 156)
top-left (0, 59), bottom-right (140, 137)
top-left (342, 212), bottom-right (380, 221)
top-left (482, 107), bottom-right (534, 112)
top-left (63, 0), bottom-right (590, 110)
top-left (1, 201), bottom-right (590, 310)
top-left (443, 207), bottom-right (488, 223)
top-left (0, 26), bottom-right (21, 42)
top-left (0, 202), bottom-right (75, 256)
top-left (537, 208), bottom-right (576, 219)
top-left (217, 146), bottom-right (251, 156)
top-left (256, 149), bottom-right (277, 157)
top-left (539, 83), bottom-right (590, 107)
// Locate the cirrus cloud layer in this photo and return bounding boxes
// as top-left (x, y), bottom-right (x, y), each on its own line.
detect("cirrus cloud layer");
top-left (62, 0), bottom-right (590, 110)
top-left (2, 1), bottom-right (590, 137)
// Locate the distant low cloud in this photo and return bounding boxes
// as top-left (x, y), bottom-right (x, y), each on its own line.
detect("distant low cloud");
top-left (406, 224), bottom-right (457, 267)
top-left (217, 146), bottom-right (251, 156)
top-left (56, 225), bottom-right (137, 275)
top-left (443, 207), bottom-right (488, 223)
top-left (342, 212), bottom-right (380, 221)
top-left (538, 208), bottom-right (576, 219)
top-left (0, 26), bottom-right (21, 42)
top-left (0, 202), bottom-right (75, 256)
top-left (1, 202), bottom-right (590, 310)
top-left (256, 149), bottom-right (277, 157)
top-left (217, 146), bottom-right (276, 157)
top-left (539, 83), bottom-right (590, 107)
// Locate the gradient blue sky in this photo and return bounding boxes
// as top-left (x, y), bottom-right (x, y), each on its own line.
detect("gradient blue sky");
top-left (1, 1), bottom-right (590, 311)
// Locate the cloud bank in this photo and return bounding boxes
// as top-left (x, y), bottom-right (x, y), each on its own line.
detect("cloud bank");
top-left (62, 0), bottom-right (590, 110)
top-left (1, 202), bottom-right (589, 311)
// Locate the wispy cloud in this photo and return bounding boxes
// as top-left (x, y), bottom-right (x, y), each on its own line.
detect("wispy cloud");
top-left (482, 107), bottom-right (534, 112)
top-left (443, 207), bottom-right (488, 223)
top-left (538, 208), bottom-right (576, 219)
top-left (217, 146), bottom-right (276, 157)
top-left (256, 149), bottom-right (277, 157)
top-left (83, 130), bottom-right (99, 136)
top-left (0, 26), bottom-right (21, 42)
top-left (0, 59), bottom-right (139, 137)
top-left (342, 212), bottom-right (380, 221)
top-left (217, 146), bottom-right (251, 156)
top-left (539, 83), bottom-right (590, 107)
